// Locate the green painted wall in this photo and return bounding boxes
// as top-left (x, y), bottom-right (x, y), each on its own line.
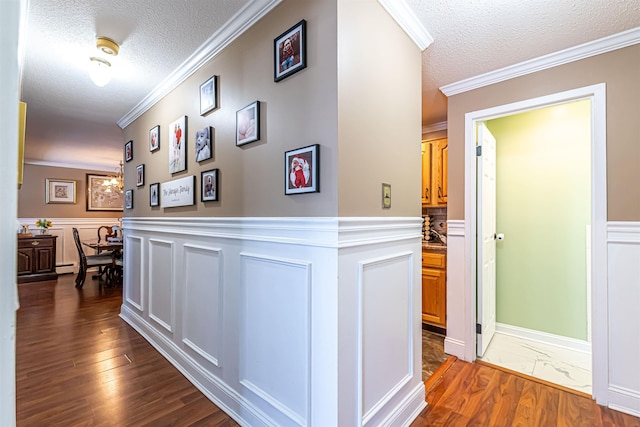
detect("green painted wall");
top-left (486, 100), bottom-right (591, 340)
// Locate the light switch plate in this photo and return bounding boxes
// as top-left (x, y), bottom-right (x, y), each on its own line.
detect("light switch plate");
top-left (382, 183), bottom-right (391, 209)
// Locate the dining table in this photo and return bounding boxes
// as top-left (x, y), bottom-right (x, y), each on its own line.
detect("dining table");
top-left (82, 239), bottom-right (124, 283)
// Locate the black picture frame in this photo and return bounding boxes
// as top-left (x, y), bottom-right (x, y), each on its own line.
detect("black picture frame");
top-left (199, 75), bottom-right (218, 116)
top-left (284, 144), bottom-right (319, 195)
top-left (149, 182), bottom-right (160, 207)
top-left (136, 164), bottom-right (144, 187)
top-left (236, 101), bottom-right (260, 146)
top-left (149, 125), bottom-right (160, 152)
top-left (201, 169), bottom-right (219, 202)
top-left (124, 140), bottom-right (133, 162)
top-left (274, 19), bottom-right (307, 82)
top-left (195, 126), bottom-right (213, 162)
top-left (124, 189), bottom-right (133, 209)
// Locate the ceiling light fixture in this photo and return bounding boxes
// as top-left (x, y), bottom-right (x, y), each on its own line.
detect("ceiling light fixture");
top-left (103, 160), bottom-right (124, 192)
top-left (89, 36), bottom-right (120, 87)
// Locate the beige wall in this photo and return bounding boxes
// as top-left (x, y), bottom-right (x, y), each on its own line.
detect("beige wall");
top-left (18, 163), bottom-right (122, 218)
top-left (337, 0), bottom-right (422, 216)
top-left (447, 44), bottom-right (640, 220)
top-left (123, 0), bottom-right (339, 217)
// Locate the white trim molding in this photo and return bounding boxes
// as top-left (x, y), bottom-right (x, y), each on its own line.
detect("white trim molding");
top-left (495, 323), bottom-right (591, 354)
top-left (377, 0), bottom-right (433, 51)
top-left (119, 216), bottom-right (425, 426)
top-left (441, 27), bottom-right (640, 96)
top-left (117, 0), bottom-right (282, 128)
top-left (24, 159), bottom-right (116, 172)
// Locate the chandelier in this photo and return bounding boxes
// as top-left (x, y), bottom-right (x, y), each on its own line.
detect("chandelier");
top-left (103, 161), bottom-right (124, 192)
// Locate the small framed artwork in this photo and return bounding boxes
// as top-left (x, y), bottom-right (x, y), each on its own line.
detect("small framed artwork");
top-left (149, 125), bottom-right (160, 152)
top-left (124, 189), bottom-right (133, 209)
top-left (136, 164), bottom-right (145, 187)
top-left (236, 101), bottom-right (260, 146)
top-left (274, 19), bottom-right (306, 82)
top-left (125, 140), bottom-right (133, 162)
top-left (45, 179), bottom-right (76, 204)
top-left (86, 174), bottom-right (123, 211)
top-left (285, 144), bottom-right (319, 195)
top-left (169, 115), bottom-right (187, 174)
top-left (199, 75), bottom-right (218, 116)
top-left (201, 169), bottom-right (219, 202)
top-left (195, 126), bottom-right (212, 162)
top-left (149, 182), bottom-right (160, 207)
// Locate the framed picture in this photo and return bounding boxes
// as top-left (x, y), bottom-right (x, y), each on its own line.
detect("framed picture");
top-left (136, 164), bottom-right (145, 187)
top-left (125, 140), bottom-right (133, 162)
top-left (285, 144), bottom-right (319, 195)
top-left (86, 174), bottom-right (124, 211)
top-left (160, 176), bottom-right (196, 208)
top-left (195, 126), bottom-right (212, 162)
top-left (236, 101), bottom-right (260, 146)
top-left (169, 115), bottom-right (187, 174)
top-left (149, 125), bottom-right (160, 152)
top-left (199, 75), bottom-right (218, 116)
top-left (149, 182), bottom-right (160, 207)
top-left (201, 169), bottom-right (219, 202)
top-left (274, 19), bottom-right (306, 82)
top-left (124, 189), bottom-right (133, 209)
top-left (45, 179), bottom-right (76, 204)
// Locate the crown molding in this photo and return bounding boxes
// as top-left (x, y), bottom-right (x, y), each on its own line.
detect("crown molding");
top-left (441, 26), bottom-right (640, 97)
top-left (24, 159), bottom-right (115, 172)
top-left (422, 121), bottom-right (447, 134)
top-left (117, 0), bottom-right (282, 129)
top-left (377, 0), bottom-right (433, 51)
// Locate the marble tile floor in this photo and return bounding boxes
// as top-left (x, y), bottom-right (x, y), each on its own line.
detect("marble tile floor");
top-left (422, 328), bottom-right (449, 381)
top-left (479, 332), bottom-right (592, 394)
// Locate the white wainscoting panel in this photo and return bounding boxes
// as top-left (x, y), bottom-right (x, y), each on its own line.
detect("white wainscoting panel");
top-left (182, 244), bottom-right (223, 368)
top-left (445, 220), bottom-right (467, 359)
top-left (149, 239), bottom-right (174, 334)
top-left (124, 235), bottom-right (143, 312)
top-left (607, 222), bottom-right (640, 416)
top-left (359, 252), bottom-right (413, 425)
top-left (119, 217), bottom-right (424, 427)
top-left (17, 217), bottom-right (121, 274)
top-left (240, 253), bottom-right (310, 427)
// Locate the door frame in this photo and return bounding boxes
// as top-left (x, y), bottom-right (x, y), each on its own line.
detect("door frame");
top-left (463, 83), bottom-right (608, 403)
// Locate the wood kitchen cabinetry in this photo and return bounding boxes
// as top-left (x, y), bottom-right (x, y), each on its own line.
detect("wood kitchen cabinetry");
top-left (421, 138), bottom-right (448, 206)
top-left (17, 235), bottom-right (58, 283)
top-left (422, 249), bottom-right (446, 328)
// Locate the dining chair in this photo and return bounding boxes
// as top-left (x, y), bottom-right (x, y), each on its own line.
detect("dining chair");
top-left (96, 225), bottom-right (117, 255)
top-left (72, 227), bottom-right (114, 289)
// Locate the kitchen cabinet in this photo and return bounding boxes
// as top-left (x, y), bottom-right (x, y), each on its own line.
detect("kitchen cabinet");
top-left (422, 248), bottom-right (446, 328)
top-left (17, 235), bottom-right (58, 283)
top-left (422, 138), bottom-right (448, 206)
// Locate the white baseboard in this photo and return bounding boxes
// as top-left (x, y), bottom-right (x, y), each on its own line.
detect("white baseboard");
top-left (496, 323), bottom-right (591, 354)
top-left (608, 385), bottom-right (640, 418)
top-left (443, 337), bottom-right (465, 358)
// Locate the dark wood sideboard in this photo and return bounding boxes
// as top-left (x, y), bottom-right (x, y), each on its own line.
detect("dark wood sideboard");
top-left (17, 235), bottom-right (58, 283)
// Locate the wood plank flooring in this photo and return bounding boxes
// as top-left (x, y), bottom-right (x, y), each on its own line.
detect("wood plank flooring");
top-left (17, 274), bottom-right (640, 426)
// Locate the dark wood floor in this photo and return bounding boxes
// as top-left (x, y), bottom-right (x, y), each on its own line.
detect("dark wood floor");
top-left (16, 274), bottom-right (640, 426)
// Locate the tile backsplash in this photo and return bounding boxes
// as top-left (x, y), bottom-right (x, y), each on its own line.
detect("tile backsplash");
top-left (422, 207), bottom-right (447, 240)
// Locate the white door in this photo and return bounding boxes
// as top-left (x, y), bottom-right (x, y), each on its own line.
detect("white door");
top-left (477, 122), bottom-right (497, 357)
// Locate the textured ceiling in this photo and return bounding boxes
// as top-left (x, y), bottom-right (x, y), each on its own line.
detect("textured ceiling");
top-left (408, 0), bottom-right (640, 127)
top-left (20, 0), bottom-right (640, 169)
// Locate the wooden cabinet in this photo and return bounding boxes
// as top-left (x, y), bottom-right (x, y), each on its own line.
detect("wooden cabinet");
top-left (422, 138), bottom-right (448, 206)
top-left (422, 249), bottom-right (446, 328)
top-left (421, 142), bottom-right (432, 205)
top-left (17, 235), bottom-right (58, 283)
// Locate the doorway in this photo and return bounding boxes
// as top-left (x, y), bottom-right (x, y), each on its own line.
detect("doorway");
top-left (462, 83), bottom-right (608, 403)
top-left (476, 100), bottom-right (592, 394)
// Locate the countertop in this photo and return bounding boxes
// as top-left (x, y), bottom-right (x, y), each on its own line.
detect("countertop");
top-left (422, 241), bottom-right (447, 253)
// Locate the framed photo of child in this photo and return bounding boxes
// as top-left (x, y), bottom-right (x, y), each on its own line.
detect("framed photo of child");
top-left (236, 101), bottom-right (260, 146)
top-left (169, 115), bottom-right (187, 174)
top-left (149, 125), bottom-right (160, 152)
top-left (149, 182), bottom-right (160, 207)
top-left (199, 75), bottom-right (218, 116)
top-left (201, 169), bottom-right (218, 202)
top-left (274, 19), bottom-right (306, 82)
top-left (124, 140), bottom-right (133, 162)
top-left (284, 144), bottom-right (319, 195)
